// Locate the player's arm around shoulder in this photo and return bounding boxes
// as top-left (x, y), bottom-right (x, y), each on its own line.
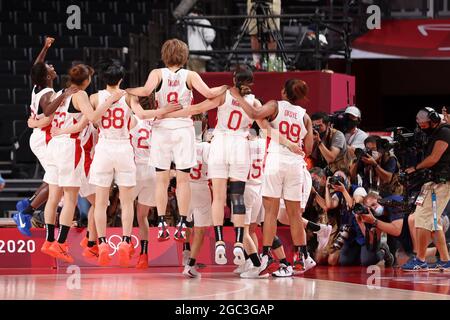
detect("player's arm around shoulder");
top-left (303, 113), bottom-right (314, 157)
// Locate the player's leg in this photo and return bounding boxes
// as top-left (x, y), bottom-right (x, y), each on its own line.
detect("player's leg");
top-left (117, 185), bottom-right (135, 267)
top-left (183, 227), bottom-right (206, 278)
top-left (284, 200), bottom-right (307, 273)
top-left (49, 186), bottom-right (79, 263)
top-left (229, 179), bottom-right (247, 265)
top-left (94, 186), bottom-right (111, 266)
top-left (173, 170), bottom-right (191, 241)
top-left (41, 183), bottom-right (63, 256)
top-left (211, 178), bottom-right (228, 264)
top-left (136, 202), bottom-right (151, 269)
top-left (155, 169), bottom-right (171, 240)
top-left (82, 194), bottom-right (99, 259)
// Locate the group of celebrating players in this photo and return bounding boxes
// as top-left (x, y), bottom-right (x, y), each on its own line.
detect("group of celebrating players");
top-left (14, 37), bottom-right (333, 279)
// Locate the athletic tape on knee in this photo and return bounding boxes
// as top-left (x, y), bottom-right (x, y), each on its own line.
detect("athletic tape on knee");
top-left (229, 181), bottom-right (246, 215)
top-left (272, 236), bottom-right (283, 250)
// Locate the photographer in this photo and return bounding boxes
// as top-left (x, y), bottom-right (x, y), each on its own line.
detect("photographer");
top-left (337, 191), bottom-right (393, 267)
top-left (320, 171), bottom-right (353, 265)
top-left (344, 106), bottom-right (369, 158)
top-left (350, 135), bottom-right (403, 197)
top-left (401, 108), bottom-right (450, 271)
top-left (359, 194), bottom-right (446, 265)
top-left (311, 112), bottom-right (350, 174)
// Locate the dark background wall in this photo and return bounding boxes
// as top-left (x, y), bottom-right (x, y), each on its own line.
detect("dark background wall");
top-left (329, 59), bottom-right (450, 131)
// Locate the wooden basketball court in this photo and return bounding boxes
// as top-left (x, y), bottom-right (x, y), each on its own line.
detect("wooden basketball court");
top-left (1, 266), bottom-right (449, 300)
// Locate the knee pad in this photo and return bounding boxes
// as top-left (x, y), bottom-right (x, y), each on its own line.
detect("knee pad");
top-left (178, 168), bottom-right (191, 173)
top-left (272, 236), bottom-right (283, 250)
top-left (229, 181), bottom-right (246, 215)
top-left (155, 167), bottom-right (168, 172)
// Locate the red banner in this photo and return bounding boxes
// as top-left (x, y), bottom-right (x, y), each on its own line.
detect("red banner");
top-left (353, 19), bottom-right (450, 58)
top-left (197, 71), bottom-right (355, 129)
top-left (0, 229), bottom-right (56, 268)
top-left (0, 227), bottom-right (294, 269)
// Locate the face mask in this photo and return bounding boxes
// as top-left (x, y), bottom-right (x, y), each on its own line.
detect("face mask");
top-left (347, 119), bottom-right (358, 130)
top-left (371, 151), bottom-right (380, 160)
top-left (420, 125), bottom-right (434, 135)
top-left (319, 128), bottom-right (327, 139)
top-left (373, 205), bottom-right (384, 217)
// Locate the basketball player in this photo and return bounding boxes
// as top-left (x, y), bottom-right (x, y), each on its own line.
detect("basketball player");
top-left (163, 69), bottom-right (303, 271)
top-left (40, 64), bottom-right (104, 263)
top-left (14, 37), bottom-right (78, 236)
top-left (90, 60), bottom-right (179, 267)
top-left (230, 79), bottom-right (314, 275)
top-left (126, 39), bottom-right (227, 243)
top-left (236, 127), bottom-right (267, 278)
top-left (182, 132), bottom-right (212, 278)
top-left (51, 119), bottom-right (98, 258)
top-left (129, 97), bottom-right (156, 269)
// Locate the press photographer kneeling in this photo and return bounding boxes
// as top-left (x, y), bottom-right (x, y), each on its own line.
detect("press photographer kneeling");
top-left (401, 108), bottom-right (450, 271)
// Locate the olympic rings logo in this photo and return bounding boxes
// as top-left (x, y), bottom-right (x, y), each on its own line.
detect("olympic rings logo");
top-left (107, 235), bottom-right (139, 256)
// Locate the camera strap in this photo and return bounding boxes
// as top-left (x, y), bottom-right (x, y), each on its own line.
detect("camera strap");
top-left (431, 188), bottom-right (438, 232)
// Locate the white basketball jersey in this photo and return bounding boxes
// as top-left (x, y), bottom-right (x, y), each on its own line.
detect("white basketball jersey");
top-left (97, 90), bottom-right (132, 140)
top-left (30, 86), bottom-right (54, 119)
top-left (214, 90), bottom-right (255, 136)
top-left (247, 138), bottom-right (266, 185)
top-left (130, 119), bottom-right (153, 165)
top-left (52, 93), bottom-right (83, 140)
top-left (154, 68), bottom-right (194, 129)
top-left (29, 86), bottom-right (55, 140)
top-left (267, 100), bottom-right (307, 157)
top-left (80, 123), bottom-right (98, 176)
top-left (190, 142), bottom-right (210, 184)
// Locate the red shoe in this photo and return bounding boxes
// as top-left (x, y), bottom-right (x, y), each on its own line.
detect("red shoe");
top-left (136, 254), bottom-right (149, 269)
top-left (267, 259), bottom-right (280, 274)
top-left (129, 243), bottom-right (136, 258)
top-left (41, 240), bottom-right (57, 257)
top-left (98, 242), bottom-right (111, 266)
top-left (80, 236), bottom-right (88, 249)
top-left (48, 242), bottom-right (74, 263)
top-left (82, 245), bottom-right (99, 259)
top-left (118, 241), bottom-right (132, 268)
top-left (293, 253), bottom-right (306, 274)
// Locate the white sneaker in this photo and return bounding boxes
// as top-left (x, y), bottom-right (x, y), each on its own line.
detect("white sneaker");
top-left (316, 224), bottom-right (332, 251)
top-left (182, 250), bottom-right (190, 266)
top-left (272, 263), bottom-right (293, 277)
top-left (215, 243), bottom-right (227, 265)
top-left (233, 244), bottom-right (245, 266)
top-left (233, 259), bottom-right (252, 274)
top-left (304, 255), bottom-right (317, 272)
top-left (182, 265), bottom-right (201, 278)
top-left (240, 255), bottom-right (270, 279)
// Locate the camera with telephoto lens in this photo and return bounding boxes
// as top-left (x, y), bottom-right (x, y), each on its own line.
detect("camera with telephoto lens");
top-left (332, 224), bottom-right (351, 250)
top-left (328, 175), bottom-right (344, 187)
top-left (352, 203), bottom-right (369, 215)
top-left (354, 148), bottom-right (372, 162)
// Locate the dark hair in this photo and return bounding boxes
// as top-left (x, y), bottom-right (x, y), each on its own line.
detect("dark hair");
top-left (233, 66), bottom-right (253, 95)
top-left (68, 64), bottom-right (94, 86)
top-left (311, 112), bottom-right (330, 124)
top-left (284, 78), bottom-right (308, 103)
top-left (97, 59), bottom-right (125, 86)
top-left (309, 167), bottom-right (326, 178)
top-left (364, 135), bottom-right (380, 145)
top-left (30, 62), bottom-right (48, 88)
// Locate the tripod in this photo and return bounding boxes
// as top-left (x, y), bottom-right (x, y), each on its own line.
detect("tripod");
top-left (227, 0), bottom-right (290, 70)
